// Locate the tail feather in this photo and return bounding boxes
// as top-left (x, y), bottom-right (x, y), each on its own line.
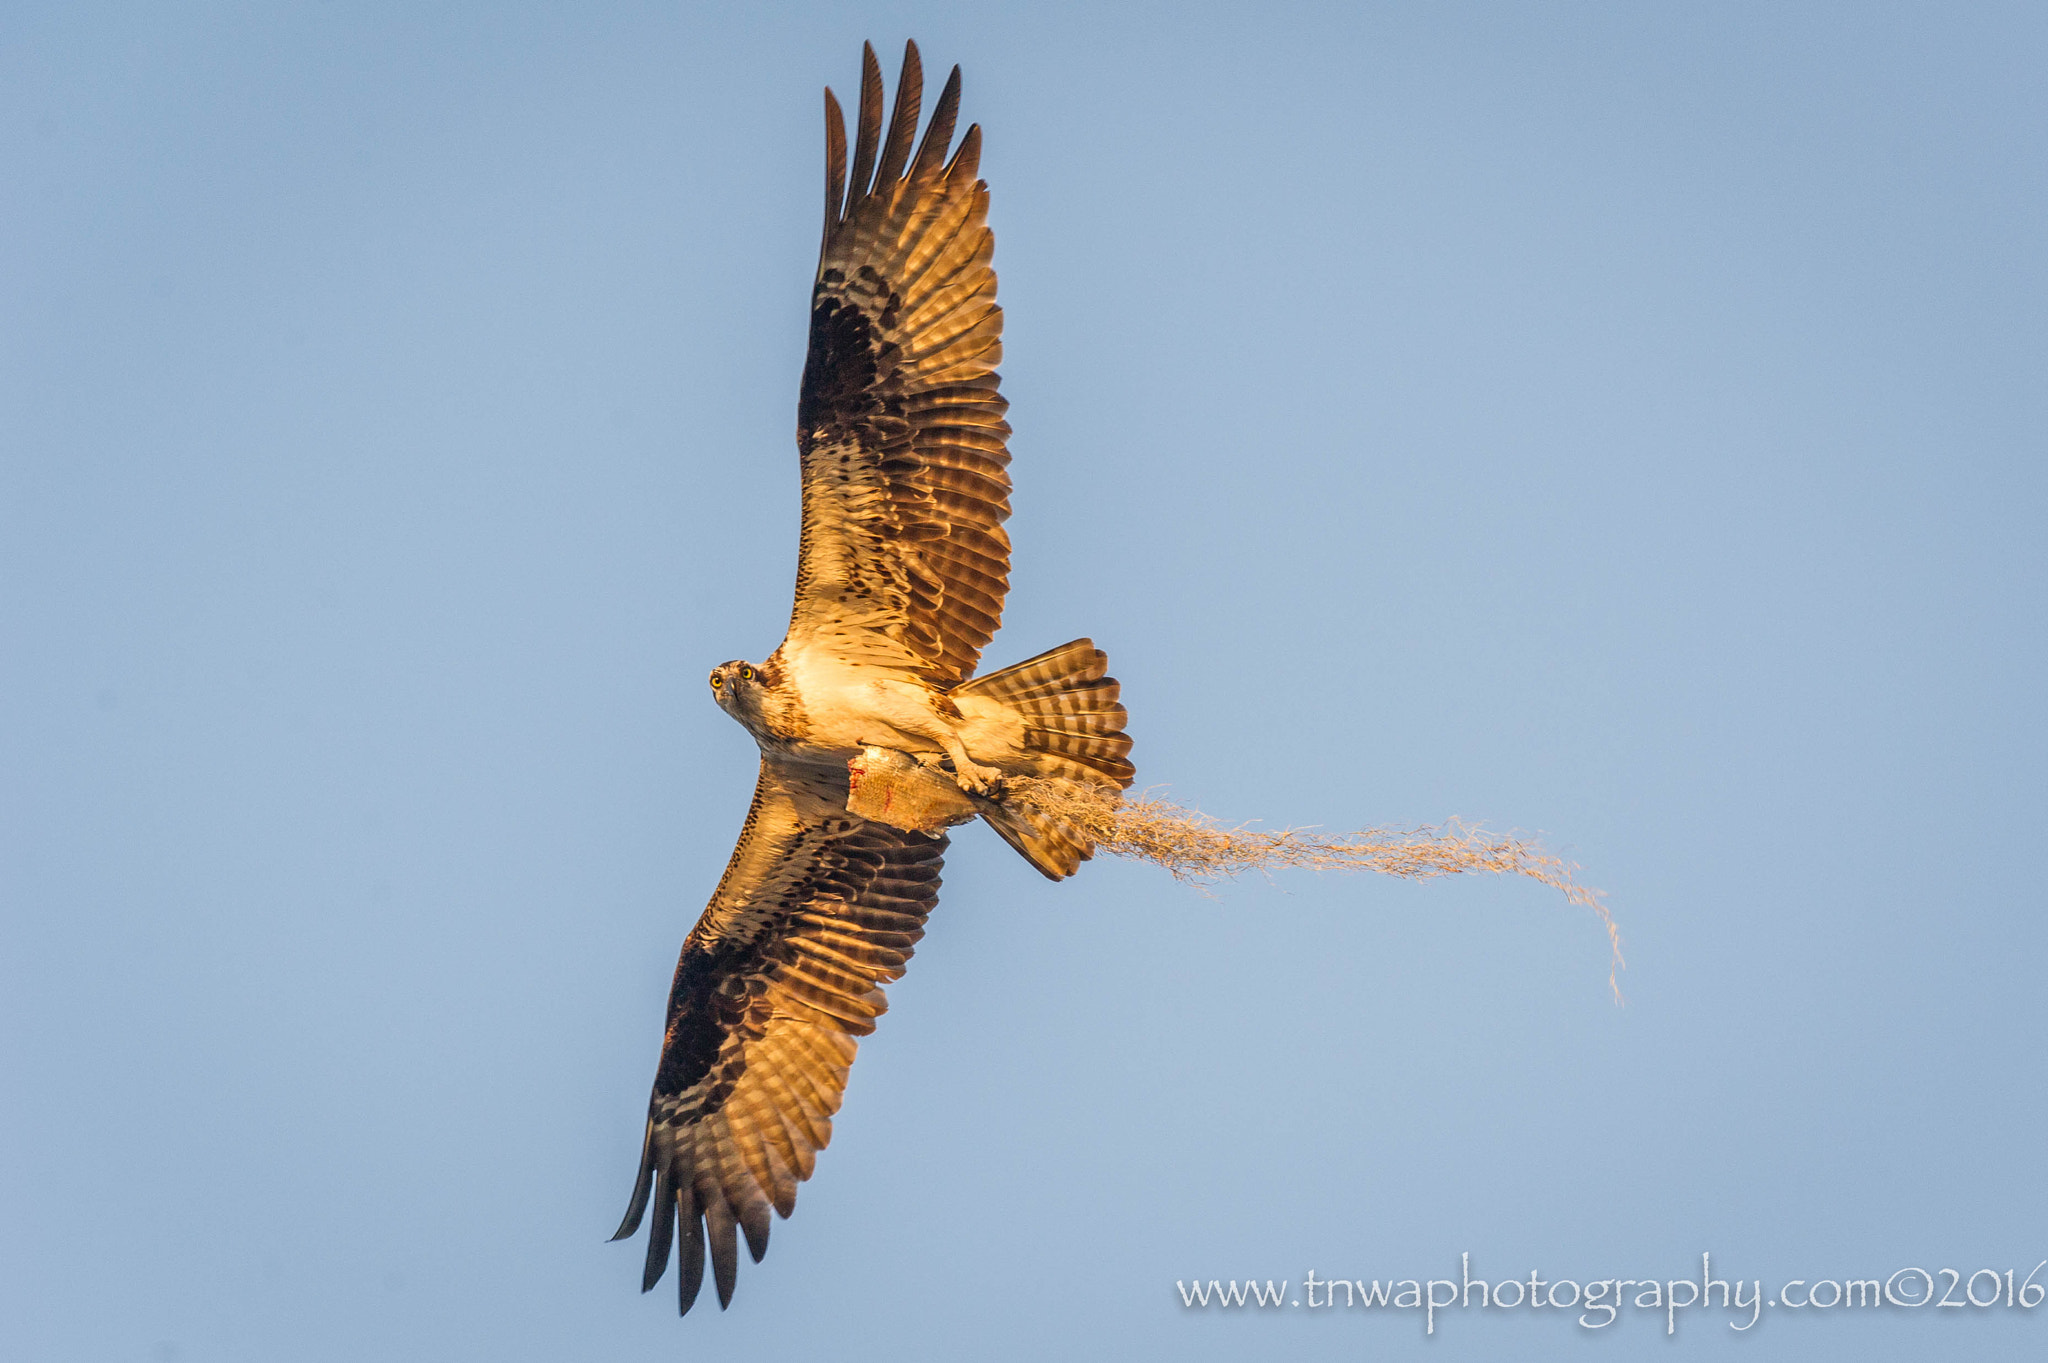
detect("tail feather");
top-left (983, 799), bottom-right (1097, 882)
top-left (955, 638), bottom-right (1134, 787)
top-left (956, 638), bottom-right (1133, 879)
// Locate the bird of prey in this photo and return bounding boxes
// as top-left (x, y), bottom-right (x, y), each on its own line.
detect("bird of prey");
top-left (611, 41), bottom-right (1134, 1315)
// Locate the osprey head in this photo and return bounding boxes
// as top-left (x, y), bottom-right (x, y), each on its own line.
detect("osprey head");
top-left (709, 658), bottom-right (779, 735)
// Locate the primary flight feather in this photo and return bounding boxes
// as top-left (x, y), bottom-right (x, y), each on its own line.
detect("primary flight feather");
top-left (612, 41), bottom-right (1134, 1315)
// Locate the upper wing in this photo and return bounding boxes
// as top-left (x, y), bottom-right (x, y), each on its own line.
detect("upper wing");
top-left (788, 41), bottom-right (1012, 685)
top-left (612, 754), bottom-right (945, 1313)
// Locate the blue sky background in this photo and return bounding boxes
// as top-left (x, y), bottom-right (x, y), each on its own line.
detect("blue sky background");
top-left (4, 3), bottom-right (2045, 1359)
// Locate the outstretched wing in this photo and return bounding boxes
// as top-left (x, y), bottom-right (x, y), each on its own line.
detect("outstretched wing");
top-left (612, 755), bottom-right (945, 1313)
top-left (788, 41), bottom-right (1011, 686)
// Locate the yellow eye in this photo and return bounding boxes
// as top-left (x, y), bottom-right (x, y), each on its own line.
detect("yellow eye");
top-left (710, 675), bottom-right (722, 689)
top-left (740, 666), bottom-right (754, 681)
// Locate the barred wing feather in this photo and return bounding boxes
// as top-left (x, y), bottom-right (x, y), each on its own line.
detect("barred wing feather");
top-left (611, 756), bottom-right (945, 1313)
top-left (790, 40), bottom-right (1011, 685)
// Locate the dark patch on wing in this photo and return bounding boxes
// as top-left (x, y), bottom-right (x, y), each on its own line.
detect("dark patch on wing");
top-left (797, 293), bottom-right (900, 443)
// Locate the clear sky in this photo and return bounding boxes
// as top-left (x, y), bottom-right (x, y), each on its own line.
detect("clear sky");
top-left (4, 3), bottom-right (2045, 1359)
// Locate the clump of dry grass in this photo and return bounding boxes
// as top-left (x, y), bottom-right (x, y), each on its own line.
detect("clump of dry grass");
top-left (1007, 777), bottom-right (1625, 1002)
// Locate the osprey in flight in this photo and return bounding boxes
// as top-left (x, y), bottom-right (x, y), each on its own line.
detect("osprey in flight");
top-left (611, 42), bottom-right (1134, 1314)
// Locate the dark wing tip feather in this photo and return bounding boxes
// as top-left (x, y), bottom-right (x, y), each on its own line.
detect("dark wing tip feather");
top-left (707, 1197), bottom-right (741, 1308)
top-left (610, 1119), bottom-right (656, 1241)
top-left (740, 1199), bottom-right (772, 1262)
top-left (639, 1169), bottom-right (677, 1292)
top-left (678, 1194), bottom-right (708, 1314)
top-left (847, 42), bottom-right (884, 208)
top-left (822, 87), bottom-right (848, 238)
top-left (874, 40), bottom-right (923, 189)
top-left (946, 122), bottom-right (983, 182)
top-left (911, 64), bottom-right (962, 182)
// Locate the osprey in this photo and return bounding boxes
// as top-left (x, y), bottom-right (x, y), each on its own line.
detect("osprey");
top-left (612, 42), bottom-right (1134, 1314)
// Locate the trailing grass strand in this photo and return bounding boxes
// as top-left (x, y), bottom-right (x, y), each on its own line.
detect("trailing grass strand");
top-left (1008, 778), bottom-right (1625, 1003)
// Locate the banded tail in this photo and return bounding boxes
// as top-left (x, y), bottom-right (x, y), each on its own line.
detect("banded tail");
top-left (954, 638), bottom-right (1133, 880)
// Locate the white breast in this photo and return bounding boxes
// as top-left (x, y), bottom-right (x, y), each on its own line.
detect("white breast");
top-left (782, 644), bottom-right (949, 761)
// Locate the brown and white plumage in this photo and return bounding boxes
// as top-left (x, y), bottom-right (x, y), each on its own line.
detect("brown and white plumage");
top-left (614, 42), bottom-right (1132, 1315)
top-left (611, 756), bottom-right (941, 1312)
top-left (790, 41), bottom-right (1011, 686)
